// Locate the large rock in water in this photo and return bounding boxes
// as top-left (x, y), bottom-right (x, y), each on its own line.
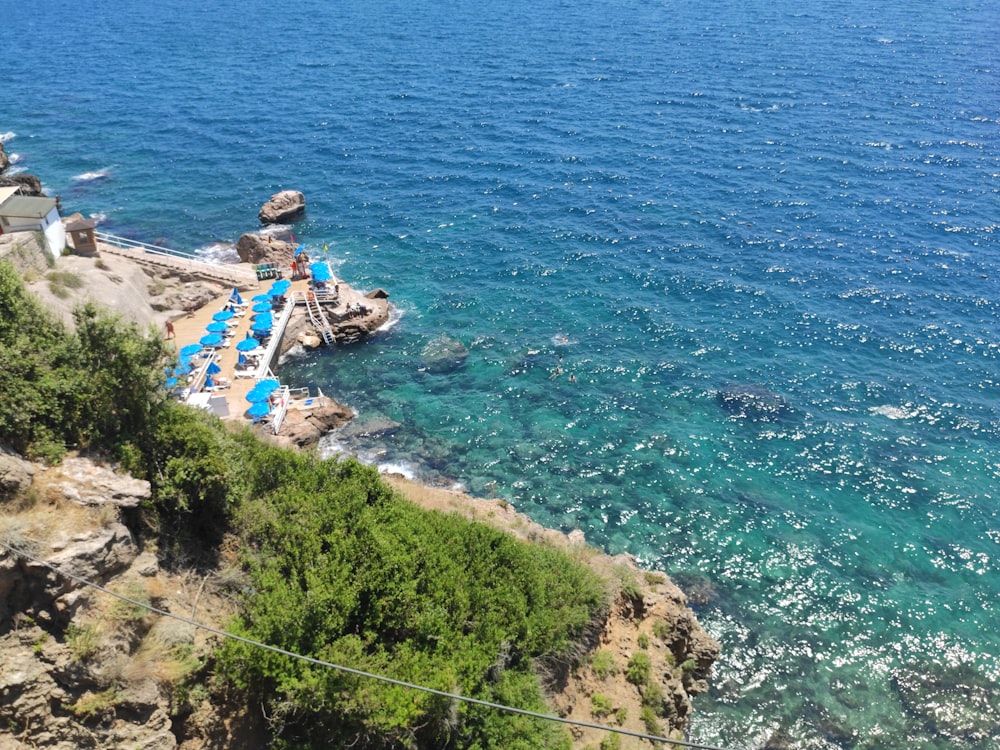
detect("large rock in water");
top-left (258, 190), bottom-right (306, 224)
top-left (235, 233), bottom-right (296, 266)
top-left (716, 384), bottom-right (792, 422)
top-left (421, 335), bottom-right (469, 373)
top-left (0, 142), bottom-right (9, 173)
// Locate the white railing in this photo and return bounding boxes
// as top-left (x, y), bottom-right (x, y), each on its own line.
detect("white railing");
top-left (269, 386), bottom-right (291, 434)
top-left (96, 231), bottom-right (257, 287)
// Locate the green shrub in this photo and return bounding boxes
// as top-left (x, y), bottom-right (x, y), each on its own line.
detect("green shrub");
top-left (640, 705), bottom-right (662, 737)
top-left (591, 650), bottom-right (617, 680)
top-left (46, 269), bottom-right (83, 298)
top-left (625, 652), bottom-right (651, 686)
top-left (652, 619), bottom-right (672, 642)
top-left (591, 693), bottom-right (613, 718)
top-left (69, 685), bottom-right (120, 719)
top-left (218, 455), bottom-right (607, 749)
top-left (0, 265), bottom-right (169, 462)
top-left (599, 732), bottom-right (622, 750)
top-left (637, 632), bottom-right (650, 650)
top-left (65, 623), bottom-right (100, 660)
top-left (642, 680), bottom-right (665, 716)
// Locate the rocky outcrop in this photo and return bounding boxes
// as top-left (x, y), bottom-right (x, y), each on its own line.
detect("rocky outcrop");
top-left (0, 173), bottom-right (44, 196)
top-left (268, 401), bottom-right (354, 449)
top-left (0, 452), bottom-right (267, 749)
top-left (258, 190), bottom-right (305, 224)
top-left (235, 232), bottom-right (296, 266)
top-left (0, 141), bottom-right (9, 173)
top-left (0, 449), bottom-right (35, 500)
top-left (42, 457), bottom-right (150, 509)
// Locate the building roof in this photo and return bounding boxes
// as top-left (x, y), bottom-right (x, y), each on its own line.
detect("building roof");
top-left (66, 218), bottom-right (97, 232)
top-left (0, 186), bottom-right (21, 205)
top-left (0, 195), bottom-right (57, 219)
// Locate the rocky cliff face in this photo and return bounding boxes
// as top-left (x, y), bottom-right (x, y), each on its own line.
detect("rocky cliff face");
top-left (0, 453), bottom-right (263, 750)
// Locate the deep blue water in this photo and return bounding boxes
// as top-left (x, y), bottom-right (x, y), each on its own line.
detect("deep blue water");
top-left (4, 0), bottom-right (1000, 746)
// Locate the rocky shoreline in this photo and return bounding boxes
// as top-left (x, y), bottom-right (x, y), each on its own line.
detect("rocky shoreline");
top-left (0, 220), bottom-right (720, 749)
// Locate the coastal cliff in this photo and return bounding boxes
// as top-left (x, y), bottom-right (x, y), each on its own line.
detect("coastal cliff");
top-left (0, 229), bottom-right (719, 749)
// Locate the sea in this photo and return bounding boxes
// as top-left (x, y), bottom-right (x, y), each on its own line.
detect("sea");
top-left (3, 0), bottom-right (998, 747)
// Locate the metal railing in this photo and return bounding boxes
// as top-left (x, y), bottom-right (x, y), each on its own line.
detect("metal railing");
top-left (96, 231), bottom-right (258, 287)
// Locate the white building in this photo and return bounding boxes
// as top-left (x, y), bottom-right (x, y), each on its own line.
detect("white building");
top-left (0, 186), bottom-right (65, 261)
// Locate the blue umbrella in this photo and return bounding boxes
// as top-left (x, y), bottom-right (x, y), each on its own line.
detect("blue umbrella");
top-left (205, 375), bottom-right (215, 389)
top-left (251, 293), bottom-right (271, 303)
top-left (230, 288), bottom-right (244, 305)
top-left (294, 244), bottom-right (305, 257)
top-left (255, 379), bottom-right (281, 395)
top-left (200, 333), bottom-right (224, 347)
top-left (165, 377), bottom-right (179, 389)
top-left (238, 352), bottom-right (247, 365)
top-left (206, 361), bottom-right (221, 375)
top-left (206, 321), bottom-right (228, 333)
top-left (252, 302), bottom-right (272, 313)
top-left (245, 387), bottom-right (271, 403)
top-left (213, 310), bottom-right (235, 322)
top-left (310, 262), bottom-right (332, 282)
top-left (270, 279), bottom-right (291, 292)
top-left (251, 322), bottom-right (272, 334)
top-left (180, 343), bottom-right (202, 357)
top-left (246, 402), bottom-right (271, 419)
top-left (236, 338), bottom-right (259, 352)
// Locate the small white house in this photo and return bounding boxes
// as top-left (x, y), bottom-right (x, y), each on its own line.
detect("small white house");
top-left (0, 186), bottom-right (65, 261)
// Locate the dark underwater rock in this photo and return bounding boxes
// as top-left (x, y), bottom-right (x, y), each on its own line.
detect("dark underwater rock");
top-left (421, 335), bottom-right (468, 373)
top-left (892, 663), bottom-right (1000, 742)
top-left (716, 384), bottom-right (792, 421)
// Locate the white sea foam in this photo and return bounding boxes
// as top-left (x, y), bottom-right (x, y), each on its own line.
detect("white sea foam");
top-left (88, 212), bottom-right (108, 225)
top-left (0, 131), bottom-right (15, 144)
top-left (377, 305), bottom-right (405, 333)
top-left (378, 461), bottom-right (417, 480)
top-left (870, 404), bottom-right (918, 420)
top-left (72, 168), bottom-right (111, 182)
top-left (194, 241), bottom-right (239, 265)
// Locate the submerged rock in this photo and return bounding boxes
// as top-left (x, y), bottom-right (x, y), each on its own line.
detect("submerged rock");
top-left (892, 662), bottom-right (1000, 742)
top-left (421, 335), bottom-right (468, 373)
top-left (716, 384), bottom-right (792, 422)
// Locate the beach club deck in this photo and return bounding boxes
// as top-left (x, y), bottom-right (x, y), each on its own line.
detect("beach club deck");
top-left (164, 272), bottom-right (323, 430)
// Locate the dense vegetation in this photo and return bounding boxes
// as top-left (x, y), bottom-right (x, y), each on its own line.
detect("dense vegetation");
top-left (0, 261), bottom-right (609, 748)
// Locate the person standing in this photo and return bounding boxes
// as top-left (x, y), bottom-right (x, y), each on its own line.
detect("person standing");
top-left (165, 320), bottom-right (175, 339)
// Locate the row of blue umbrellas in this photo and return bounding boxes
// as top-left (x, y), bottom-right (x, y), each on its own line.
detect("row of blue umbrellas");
top-left (245, 379), bottom-right (281, 404)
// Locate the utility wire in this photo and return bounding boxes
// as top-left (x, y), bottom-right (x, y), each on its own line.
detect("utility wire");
top-left (1, 539), bottom-right (731, 750)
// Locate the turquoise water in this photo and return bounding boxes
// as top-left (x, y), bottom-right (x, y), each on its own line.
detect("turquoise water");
top-left (4, 0), bottom-right (999, 746)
